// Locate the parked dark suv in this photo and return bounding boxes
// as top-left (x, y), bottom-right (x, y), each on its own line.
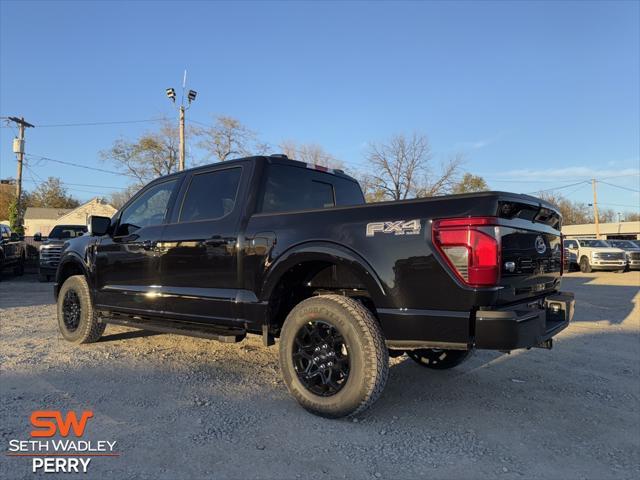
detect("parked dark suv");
top-left (54, 155), bottom-right (574, 417)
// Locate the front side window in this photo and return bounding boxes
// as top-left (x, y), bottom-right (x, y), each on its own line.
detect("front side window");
top-left (118, 179), bottom-right (177, 235)
top-left (564, 240), bottom-right (578, 248)
top-left (179, 168), bottom-right (242, 222)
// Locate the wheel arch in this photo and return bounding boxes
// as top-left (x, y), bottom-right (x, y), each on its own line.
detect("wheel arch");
top-left (260, 241), bottom-right (387, 331)
top-left (55, 253), bottom-right (90, 301)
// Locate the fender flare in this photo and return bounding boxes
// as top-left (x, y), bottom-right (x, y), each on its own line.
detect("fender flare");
top-left (260, 241), bottom-right (387, 307)
top-left (56, 251), bottom-right (90, 285)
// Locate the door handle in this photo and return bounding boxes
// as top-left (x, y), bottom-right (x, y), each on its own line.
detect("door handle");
top-left (204, 236), bottom-right (235, 247)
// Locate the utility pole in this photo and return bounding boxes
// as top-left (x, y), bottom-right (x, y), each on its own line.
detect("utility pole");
top-left (592, 178), bottom-right (600, 239)
top-left (166, 70), bottom-right (197, 171)
top-left (179, 105), bottom-right (186, 171)
top-left (7, 116), bottom-right (34, 230)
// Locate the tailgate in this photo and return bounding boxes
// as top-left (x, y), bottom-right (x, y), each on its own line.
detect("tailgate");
top-left (495, 198), bottom-right (563, 306)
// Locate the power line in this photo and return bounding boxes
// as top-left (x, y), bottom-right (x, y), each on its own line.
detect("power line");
top-left (25, 153), bottom-right (136, 178)
top-left (21, 178), bottom-right (123, 190)
top-left (22, 164), bottom-right (119, 196)
top-left (526, 180), bottom-right (590, 195)
top-left (1, 117), bottom-right (165, 128)
top-left (597, 179), bottom-right (640, 193)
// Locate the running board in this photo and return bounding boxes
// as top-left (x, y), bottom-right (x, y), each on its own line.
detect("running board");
top-left (100, 316), bottom-right (246, 343)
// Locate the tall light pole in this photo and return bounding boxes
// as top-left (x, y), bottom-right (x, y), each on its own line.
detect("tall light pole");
top-left (166, 71), bottom-right (197, 171)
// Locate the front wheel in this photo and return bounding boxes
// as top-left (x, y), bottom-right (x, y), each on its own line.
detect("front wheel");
top-left (279, 295), bottom-right (389, 418)
top-left (579, 257), bottom-right (592, 273)
top-left (57, 275), bottom-right (106, 344)
top-left (407, 348), bottom-right (472, 369)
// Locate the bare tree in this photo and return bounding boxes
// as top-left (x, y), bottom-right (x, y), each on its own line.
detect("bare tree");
top-left (279, 140), bottom-right (343, 169)
top-left (365, 133), bottom-right (430, 201)
top-left (537, 192), bottom-right (591, 225)
top-left (100, 120), bottom-right (180, 184)
top-left (365, 133), bottom-right (464, 200)
top-left (195, 115), bottom-right (268, 162)
top-left (350, 171), bottom-right (387, 203)
top-left (417, 153), bottom-right (466, 197)
top-left (108, 184), bottom-right (142, 210)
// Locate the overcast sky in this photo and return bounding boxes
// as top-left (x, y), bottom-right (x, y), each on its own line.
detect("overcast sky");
top-left (1, 1), bottom-right (638, 213)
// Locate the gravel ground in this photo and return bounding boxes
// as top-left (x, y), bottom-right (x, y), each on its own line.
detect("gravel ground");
top-left (1, 271), bottom-right (639, 479)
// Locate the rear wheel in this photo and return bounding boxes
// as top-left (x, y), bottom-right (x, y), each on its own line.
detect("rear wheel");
top-left (407, 348), bottom-right (472, 369)
top-left (57, 275), bottom-right (105, 344)
top-left (279, 295), bottom-right (389, 418)
top-left (579, 256), bottom-right (592, 273)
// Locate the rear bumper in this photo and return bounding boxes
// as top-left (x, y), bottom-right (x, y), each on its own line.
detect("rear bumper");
top-left (475, 292), bottom-right (574, 350)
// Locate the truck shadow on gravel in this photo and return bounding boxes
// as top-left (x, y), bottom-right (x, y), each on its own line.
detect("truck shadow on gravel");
top-left (559, 276), bottom-right (638, 325)
top-left (98, 329), bottom-right (163, 342)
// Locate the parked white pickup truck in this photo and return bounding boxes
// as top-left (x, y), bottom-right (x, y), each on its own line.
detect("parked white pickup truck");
top-left (563, 239), bottom-right (627, 273)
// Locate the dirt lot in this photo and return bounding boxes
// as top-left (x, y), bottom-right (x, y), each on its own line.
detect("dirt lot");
top-left (1, 271), bottom-right (639, 479)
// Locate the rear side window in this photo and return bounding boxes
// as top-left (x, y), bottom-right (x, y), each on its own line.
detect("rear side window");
top-left (180, 168), bottom-right (242, 222)
top-left (260, 165), bottom-right (364, 213)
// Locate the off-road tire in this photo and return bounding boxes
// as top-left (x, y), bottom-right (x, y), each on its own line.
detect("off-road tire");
top-left (579, 256), bottom-right (592, 273)
top-left (279, 295), bottom-right (389, 418)
top-left (57, 275), bottom-right (105, 344)
top-left (407, 348), bottom-right (472, 369)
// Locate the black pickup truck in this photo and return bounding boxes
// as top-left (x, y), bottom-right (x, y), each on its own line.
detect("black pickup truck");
top-left (0, 224), bottom-right (26, 281)
top-left (54, 155), bottom-right (574, 418)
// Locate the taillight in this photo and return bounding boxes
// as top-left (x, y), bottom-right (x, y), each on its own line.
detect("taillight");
top-left (432, 217), bottom-right (500, 287)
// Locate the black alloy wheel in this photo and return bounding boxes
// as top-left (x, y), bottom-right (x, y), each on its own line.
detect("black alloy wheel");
top-left (62, 289), bottom-right (82, 332)
top-left (292, 320), bottom-right (350, 397)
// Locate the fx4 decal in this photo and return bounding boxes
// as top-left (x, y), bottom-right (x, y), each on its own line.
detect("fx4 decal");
top-left (366, 219), bottom-right (421, 237)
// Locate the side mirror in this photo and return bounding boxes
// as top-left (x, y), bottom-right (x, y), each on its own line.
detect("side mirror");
top-left (88, 215), bottom-right (111, 236)
top-left (9, 232), bottom-right (19, 241)
top-left (34, 233), bottom-right (42, 242)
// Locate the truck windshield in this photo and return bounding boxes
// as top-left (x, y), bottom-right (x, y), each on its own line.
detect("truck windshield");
top-left (578, 240), bottom-right (610, 248)
top-left (609, 240), bottom-right (636, 249)
top-left (48, 226), bottom-right (87, 239)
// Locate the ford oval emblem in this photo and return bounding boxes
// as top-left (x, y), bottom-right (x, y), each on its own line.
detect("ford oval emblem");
top-left (535, 236), bottom-right (547, 254)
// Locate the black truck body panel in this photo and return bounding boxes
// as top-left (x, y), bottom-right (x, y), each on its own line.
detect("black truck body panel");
top-left (55, 155), bottom-right (573, 351)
